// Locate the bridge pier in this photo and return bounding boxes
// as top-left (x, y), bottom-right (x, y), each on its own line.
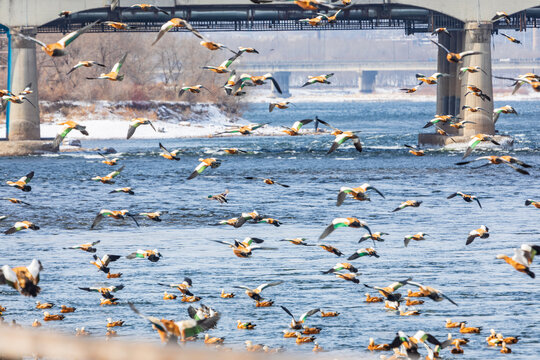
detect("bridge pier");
top-left (8, 27), bottom-right (40, 140)
top-left (272, 71), bottom-right (291, 98)
top-left (419, 22), bottom-right (505, 146)
top-left (0, 27), bottom-right (55, 155)
top-left (460, 22), bottom-right (495, 137)
top-left (434, 29), bottom-right (464, 135)
top-left (358, 70), bottom-right (377, 93)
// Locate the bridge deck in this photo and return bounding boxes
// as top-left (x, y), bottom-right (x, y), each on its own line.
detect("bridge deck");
top-left (34, 4), bottom-right (540, 34)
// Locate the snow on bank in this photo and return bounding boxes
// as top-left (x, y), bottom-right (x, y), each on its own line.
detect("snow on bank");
top-left (0, 101), bottom-right (287, 140)
top-left (36, 118), bottom-right (288, 140)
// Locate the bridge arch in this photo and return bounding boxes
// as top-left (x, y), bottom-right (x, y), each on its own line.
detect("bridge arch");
top-left (390, 0), bottom-right (540, 22)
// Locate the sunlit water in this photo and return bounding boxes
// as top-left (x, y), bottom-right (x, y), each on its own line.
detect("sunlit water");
top-left (0, 101), bottom-right (539, 359)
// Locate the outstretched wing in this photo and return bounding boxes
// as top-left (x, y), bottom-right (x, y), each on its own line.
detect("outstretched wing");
top-left (255, 281), bottom-right (283, 293)
top-left (299, 308), bottom-right (320, 321)
top-left (111, 53), bottom-right (128, 74)
top-left (59, 20), bottom-right (101, 48)
top-left (107, 165), bottom-right (125, 178)
top-left (319, 223), bottom-right (335, 240)
top-left (430, 39), bottom-right (450, 54)
top-left (268, 77), bottom-right (282, 94)
top-left (280, 305), bottom-right (296, 320)
top-left (441, 292), bottom-right (458, 306)
top-left (19, 171), bottom-right (34, 184)
top-left (159, 142), bottom-right (174, 157)
top-left (128, 302), bottom-right (168, 333)
top-left (11, 31), bottom-right (47, 47)
top-left (447, 192), bottom-right (458, 199)
top-left (220, 52), bottom-right (242, 68)
top-left (152, 21), bottom-right (174, 46)
top-left (91, 213), bottom-right (104, 229)
top-left (187, 162), bottom-right (208, 180)
top-left (336, 190), bottom-right (347, 207)
top-left (367, 185), bottom-right (385, 198)
top-left (126, 125), bottom-right (137, 139)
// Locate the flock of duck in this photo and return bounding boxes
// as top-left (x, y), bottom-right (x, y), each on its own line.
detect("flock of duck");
top-left (0, 2), bottom-right (539, 359)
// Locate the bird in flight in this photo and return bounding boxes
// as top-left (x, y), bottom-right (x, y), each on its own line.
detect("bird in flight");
top-left (152, 18), bottom-right (201, 45)
top-left (500, 33), bottom-right (521, 45)
top-left (53, 121), bottom-right (89, 148)
top-left (463, 134), bottom-right (501, 159)
top-left (129, 4), bottom-right (169, 15)
top-left (0, 259), bottom-right (42, 297)
top-left (492, 11), bottom-right (511, 25)
top-left (187, 158), bottom-right (221, 180)
top-left (431, 27), bottom-right (451, 36)
top-left (86, 53), bottom-right (128, 81)
top-left (127, 118), bottom-right (156, 139)
top-left (159, 143), bottom-right (180, 161)
top-left (497, 244), bottom-right (539, 278)
top-left (67, 61), bottom-right (106, 75)
top-left (91, 165), bottom-right (125, 184)
top-left (6, 171), bottom-right (34, 192)
top-left (336, 183), bottom-right (385, 206)
top-left (416, 72), bottom-right (449, 85)
top-left (466, 225), bottom-right (489, 245)
top-left (458, 66), bottom-right (487, 79)
top-left (430, 40), bottom-right (482, 63)
top-left (319, 217), bottom-right (371, 240)
top-left (456, 155), bottom-right (531, 175)
top-left (178, 85), bottom-right (211, 97)
top-left (327, 130), bottom-right (362, 154)
top-left (493, 105), bottom-right (517, 124)
top-left (202, 52), bottom-right (242, 74)
top-left (11, 20), bottom-right (100, 57)
top-left (447, 192), bottom-right (482, 208)
top-left (302, 73), bottom-right (334, 87)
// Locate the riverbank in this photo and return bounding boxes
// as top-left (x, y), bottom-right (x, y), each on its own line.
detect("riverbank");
top-left (0, 90), bottom-right (536, 140)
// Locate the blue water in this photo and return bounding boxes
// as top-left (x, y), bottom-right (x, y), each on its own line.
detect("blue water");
top-left (0, 101), bottom-right (538, 359)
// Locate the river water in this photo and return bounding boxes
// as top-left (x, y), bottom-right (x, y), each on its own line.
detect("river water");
top-left (0, 100), bottom-right (538, 359)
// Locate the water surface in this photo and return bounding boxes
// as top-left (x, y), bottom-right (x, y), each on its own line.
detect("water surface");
top-left (0, 101), bottom-right (538, 359)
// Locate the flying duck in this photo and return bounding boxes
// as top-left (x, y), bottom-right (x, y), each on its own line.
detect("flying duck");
top-left (0, 259), bottom-right (42, 297)
top-left (86, 53), bottom-right (128, 81)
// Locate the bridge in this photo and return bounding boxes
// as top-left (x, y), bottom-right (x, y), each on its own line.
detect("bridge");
top-left (1, 0), bottom-right (540, 154)
top-left (236, 59), bottom-right (540, 96)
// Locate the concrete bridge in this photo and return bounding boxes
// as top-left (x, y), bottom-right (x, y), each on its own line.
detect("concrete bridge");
top-left (1, 0), bottom-right (540, 154)
top-left (236, 59), bottom-right (540, 96)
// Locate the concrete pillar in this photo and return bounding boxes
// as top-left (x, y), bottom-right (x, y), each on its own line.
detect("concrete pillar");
top-left (272, 71), bottom-right (290, 98)
top-left (460, 22), bottom-right (494, 137)
top-left (8, 27), bottom-right (40, 140)
top-left (359, 70), bottom-right (377, 93)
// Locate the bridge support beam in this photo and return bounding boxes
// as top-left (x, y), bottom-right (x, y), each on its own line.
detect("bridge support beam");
top-left (272, 71), bottom-right (291, 98)
top-left (0, 27), bottom-right (56, 155)
top-left (8, 27), bottom-right (40, 140)
top-left (358, 71), bottom-right (377, 93)
top-left (460, 22), bottom-right (495, 137)
top-left (419, 22), bottom-right (507, 146)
